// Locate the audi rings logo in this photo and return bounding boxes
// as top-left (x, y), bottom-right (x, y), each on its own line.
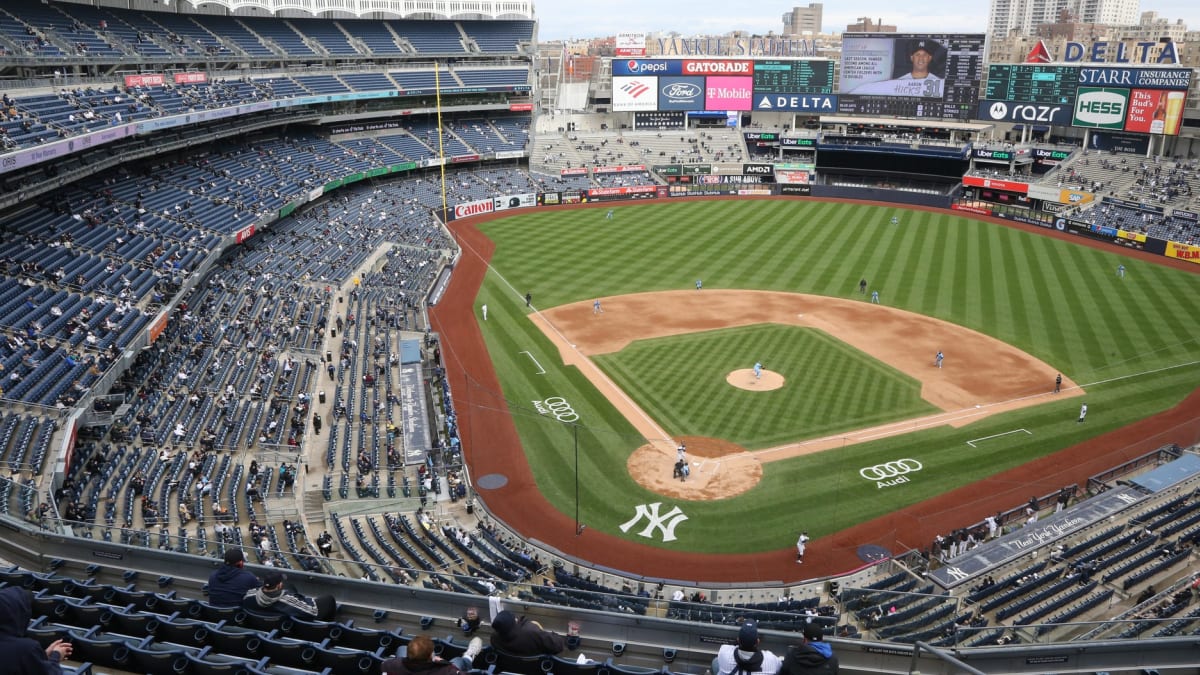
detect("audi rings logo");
top-left (533, 396), bottom-right (578, 423)
top-left (859, 459), bottom-right (923, 481)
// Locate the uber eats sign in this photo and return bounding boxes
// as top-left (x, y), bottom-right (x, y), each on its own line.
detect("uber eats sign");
top-left (1073, 87), bottom-right (1129, 129)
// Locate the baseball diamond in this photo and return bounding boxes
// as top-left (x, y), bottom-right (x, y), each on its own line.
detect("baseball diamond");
top-left (433, 197), bottom-right (1200, 583)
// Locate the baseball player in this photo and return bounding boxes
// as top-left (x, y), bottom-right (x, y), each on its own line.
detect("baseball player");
top-left (753, 362), bottom-right (763, 379)
top-left (1078, 403), bottom-right (1088, 423)
top-left (890, 216), bottom-right (899, 226)
top-left (935, 351), bottom-right (943, 368)
top-left (871, 290), bottom-right (880, 304)
top-left (859, 278), bottom-right (867, 295)
top-left (696, 279), bottom-right (702, 291)
top-left (606, 209), bottom-right (614, 220)
top-left (1117, 264), bottom-right (1126, 278)
top-left (481, 304), bottom-right (487, 321)
top-left (796, 531), bottom-right (810, 564)
top-left (1055, 373), bottom-right (1062, 393)
top-left (593, 299), bottom-right (603, 314)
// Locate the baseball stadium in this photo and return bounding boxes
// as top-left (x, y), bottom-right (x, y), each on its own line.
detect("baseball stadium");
top-left (1, 0), bottom-right (1200, 673)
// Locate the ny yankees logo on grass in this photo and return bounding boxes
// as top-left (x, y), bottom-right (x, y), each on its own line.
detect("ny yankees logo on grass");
top-left (620, 502), bottom-right (688, 542)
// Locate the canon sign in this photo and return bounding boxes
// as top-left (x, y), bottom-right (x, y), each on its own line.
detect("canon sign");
top-left (683, 60), bottom-right (752, 75)
top-left (453, 199), bottom-right (494, 219)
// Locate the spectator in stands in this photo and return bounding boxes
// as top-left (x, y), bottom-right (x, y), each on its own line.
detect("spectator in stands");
top-left (381, 634), bottom-right (483, 675)
top-left (781, 622), bottom-right (838, 675)
top-left (208, 547), bottom-right (260, 607)
top-left (0, 586), bottom-right (73, 674)
top-left (243, 570), bottom-right (337, 621)
top-left (713, 621), bottom-right (782, 675)
top-left (489, 609), bottom-right (566, 656)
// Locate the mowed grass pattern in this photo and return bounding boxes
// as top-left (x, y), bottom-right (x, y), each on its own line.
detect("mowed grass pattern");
top-left (470, 200), bottom-right (1200, 553)
top-left (595, 325), bottom-right (937, 448)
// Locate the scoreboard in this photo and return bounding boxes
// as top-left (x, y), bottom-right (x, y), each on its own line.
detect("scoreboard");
top-left (752, 60), bottom-right (834, 94)
top-left (984, 64), bottom-right (1078, 104)
top-left (837, 33), bottom-right (986, 120)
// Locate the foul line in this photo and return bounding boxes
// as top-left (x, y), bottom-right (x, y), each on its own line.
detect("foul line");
top-left (519, 351), bottom-right (546, 375)
top-left (967, 428), bottom-right (1031, 448)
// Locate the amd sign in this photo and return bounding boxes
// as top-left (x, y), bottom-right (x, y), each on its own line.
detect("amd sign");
top-left (978, 100), bottom-right (1070, 125)
top-left (742, 163), bottom-right (775, 175)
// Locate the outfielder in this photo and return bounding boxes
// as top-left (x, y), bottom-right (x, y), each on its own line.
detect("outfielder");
top-left (481, 304), bottom-right (487, 321)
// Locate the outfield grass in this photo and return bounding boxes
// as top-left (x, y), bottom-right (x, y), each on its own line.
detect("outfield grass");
top-left (594, 325), bottom-right (937, 449)
top-left (471, 200), bottom-right (1200, 553)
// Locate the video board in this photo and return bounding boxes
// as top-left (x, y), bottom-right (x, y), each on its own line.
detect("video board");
top-left (836, 33), bottom-right (986, 119)
top-left (611, 58), bottom-right (835, 113)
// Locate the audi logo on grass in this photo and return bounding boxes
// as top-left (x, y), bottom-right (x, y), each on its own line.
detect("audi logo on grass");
top-left (860, 459), bottom-right (923, 488)
top-left (533, 396), bottom-right (579, 423)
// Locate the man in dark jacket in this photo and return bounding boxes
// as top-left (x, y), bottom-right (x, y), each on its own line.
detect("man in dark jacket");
top-left (489, 609), bottom-right (566, 656)
top-left (382, 634), bottom-right (483, 675)
top-left (0, 586), bottom-right (74, 674)
top-left (781, 623), bottom-right (838, 675)
top-left (243, 570), bottom-right (337, 621)
top-left (208, 547), bottom-right (261, 607)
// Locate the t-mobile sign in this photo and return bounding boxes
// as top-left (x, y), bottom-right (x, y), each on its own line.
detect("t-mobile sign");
top-left (705, 76), bottom-right (753, 111)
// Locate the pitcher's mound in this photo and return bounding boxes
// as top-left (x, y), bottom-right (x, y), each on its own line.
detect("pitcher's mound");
top-left (628, 436), bottom-right (762, 501)
top-left (727, 369), bottom-right (785, 391)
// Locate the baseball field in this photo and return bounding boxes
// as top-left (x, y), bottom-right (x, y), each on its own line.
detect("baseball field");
top-left (434, 198), bottom-right (1200, 580)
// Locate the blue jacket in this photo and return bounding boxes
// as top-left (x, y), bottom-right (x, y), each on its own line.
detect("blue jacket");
top-left (208, 564), bottom-right (260, 606)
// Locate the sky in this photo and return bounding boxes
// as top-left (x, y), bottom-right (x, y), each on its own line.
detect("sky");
top-left (534, 0), bottom-right (1200, 41)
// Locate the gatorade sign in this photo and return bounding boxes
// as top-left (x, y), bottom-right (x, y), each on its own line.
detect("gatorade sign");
top-left (1073, 88), bottom-right (1129, 129)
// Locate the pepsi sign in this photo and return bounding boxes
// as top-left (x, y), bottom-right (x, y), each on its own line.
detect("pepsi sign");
top-left (611, 59), bottom-right (683, 76)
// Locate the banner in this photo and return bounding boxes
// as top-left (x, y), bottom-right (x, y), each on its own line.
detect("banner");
top-left (492, 194), bottom-right (536, 211)
top-left (1117, 229), bottom-right (1148, 243)
top-left (751, 93), bottom-right (837, 112)
top-left (588, 185), bottom-right (658, 197)
top-left (742, 163), bottom-right (775, 176)
top-left (452, 199), bottom-right (494, 219)
top-left (1073, 87), bottom-right (1129, 129)
top-left (592, 165), bottom-right (646, 174)
top-left (494, 150), bottom-right (525, 159)
top-left (977, 100), bottom-right (1073, 126)
top-left (963, 175), bottom-right (1030, 194)
top-left (124, 73), bottom-right (164, 87)
top-left (779, 185), bottom-right (812, 196)
top-left (657, 77), bottom-right (705, 111)
top-left (451, 154), bottom-right (480, 163)
top-left (560, 167), bottom-right (588, 176)
top-left (613, 77), bottom-right (659, 111)
top-left (705, 76), bottom-right (753, 111)
top-left (540, 192), bottom-right (561, 205)
top-left (508, 103), bottom-right (533, 112)
top-left (1028, 184), bottom-right (1093, 205)
top-left (173, 72), bottom-right (207, 84)
top-left (1165, 241), bottom-right (1200, 263)
top-left (951, 204), bottom-right (994, 216)
top-left (235, 224), bottom-right (256, 243)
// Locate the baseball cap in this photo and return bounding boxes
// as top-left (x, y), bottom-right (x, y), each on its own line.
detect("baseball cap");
top-left (803, 622), bottom-right (824, 642)
top-left (911, 39), bottom-right (939, 55)
top-left (263, 571), bottom-right (286, 588)
top-left (737, 621), bottom-right (758, 650)
top-left (223, 548), bottom-right (245, 565)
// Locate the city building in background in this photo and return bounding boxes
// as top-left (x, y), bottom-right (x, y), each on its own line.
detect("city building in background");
top-left (846, 17), bottom-right (898, 33)
top-left (782, 3), bottom-right (824, 35)
top-left (988, 0), bottom-right (1140, 37)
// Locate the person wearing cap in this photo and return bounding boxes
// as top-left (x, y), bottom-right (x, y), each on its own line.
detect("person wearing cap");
top-left (208, 547), bottom-right (260, 607)
top-left (713, 621), bottom-right (783, 675)
top-left (381, 634), bottom-right (483, 675)
top-left (243, 570), bottom-right (338, 621)
top-left (899, 40), bottom-right (943, 86)
top-left (489, 609), bottom-right (566, 656)
top-left (780, 623), bottom-right (839, 675)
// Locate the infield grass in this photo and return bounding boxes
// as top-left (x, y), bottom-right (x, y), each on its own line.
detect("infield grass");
top-left (594, 325), bottom-right (937, 449)
top-left (472, 199), bottom-right (1200, 554)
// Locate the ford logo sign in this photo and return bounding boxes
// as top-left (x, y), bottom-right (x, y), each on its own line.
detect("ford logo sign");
top-left (662, 82), bottom-right (701, 99)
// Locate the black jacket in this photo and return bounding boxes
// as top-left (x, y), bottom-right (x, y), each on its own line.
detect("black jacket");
top-left (207, 564), bottom-right (260, 607)
top-left (781, 642), bottom-right (838, 675)
top-left (381, 656), bottom-right (467, 675)
top-left (489, 611), bottom-right (565, 656)
top-left (0, 587), bottom-right (64, 675)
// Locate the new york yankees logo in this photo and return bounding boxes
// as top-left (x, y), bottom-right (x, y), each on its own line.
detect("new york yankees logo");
top-left (619, 502), bottom-right (689, 542)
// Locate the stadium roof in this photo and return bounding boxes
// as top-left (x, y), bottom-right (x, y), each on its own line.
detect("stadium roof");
top-left (175, 0), bottom-right (533, 20)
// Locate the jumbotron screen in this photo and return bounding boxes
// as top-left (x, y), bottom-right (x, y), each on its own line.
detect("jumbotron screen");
top-left (837, 33), bottom-right (986, 119)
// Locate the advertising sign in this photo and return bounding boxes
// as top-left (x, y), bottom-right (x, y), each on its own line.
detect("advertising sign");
top-left (962, 175), bottom-right (1030, 194)
top-left (976, 100), bottom-right (1072, 125)
top-left (615, 32), bottom-right (646, 57)
top-left (560, 167), bottom-right (588, 176)
top-left (657, 77), bottom-right (706, 111)
top-left (509, 103), bottom-right (534, 112)
top-left (683, 60), bottom-right (753, 76)
top-left (1087, 131), bottom-right (1149, 154)
top-left (742, 163), bottom-right (775, 176)
top-left (752, 93), bottom-right (837, 112)
top-left (1077, 67), bottom-right (1191, 90)
top-left (611, 60), bottom-right (681, 76)
top-left (592, 165), bottom-right (646, 174)
top-left (124, 73), bottom-right (164, 87)
top-left (1165, 241), bottom-right (1200, 264)
top-left (613, 77), bottom-right (659, 111)
top-left (172, 72), bottom-right (207, 84)
top-left (1073, 87), bottom-right (1129, 129)
top-left (705, 76), bottom-right (753, 111)
top-left (452, 199), bottom-right (494, 219)
top-left (492, 194), bottom-right (536, 211)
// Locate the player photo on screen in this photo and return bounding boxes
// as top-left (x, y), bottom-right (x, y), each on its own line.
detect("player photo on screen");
top-left (842, 37), bottom-right (946, 98)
